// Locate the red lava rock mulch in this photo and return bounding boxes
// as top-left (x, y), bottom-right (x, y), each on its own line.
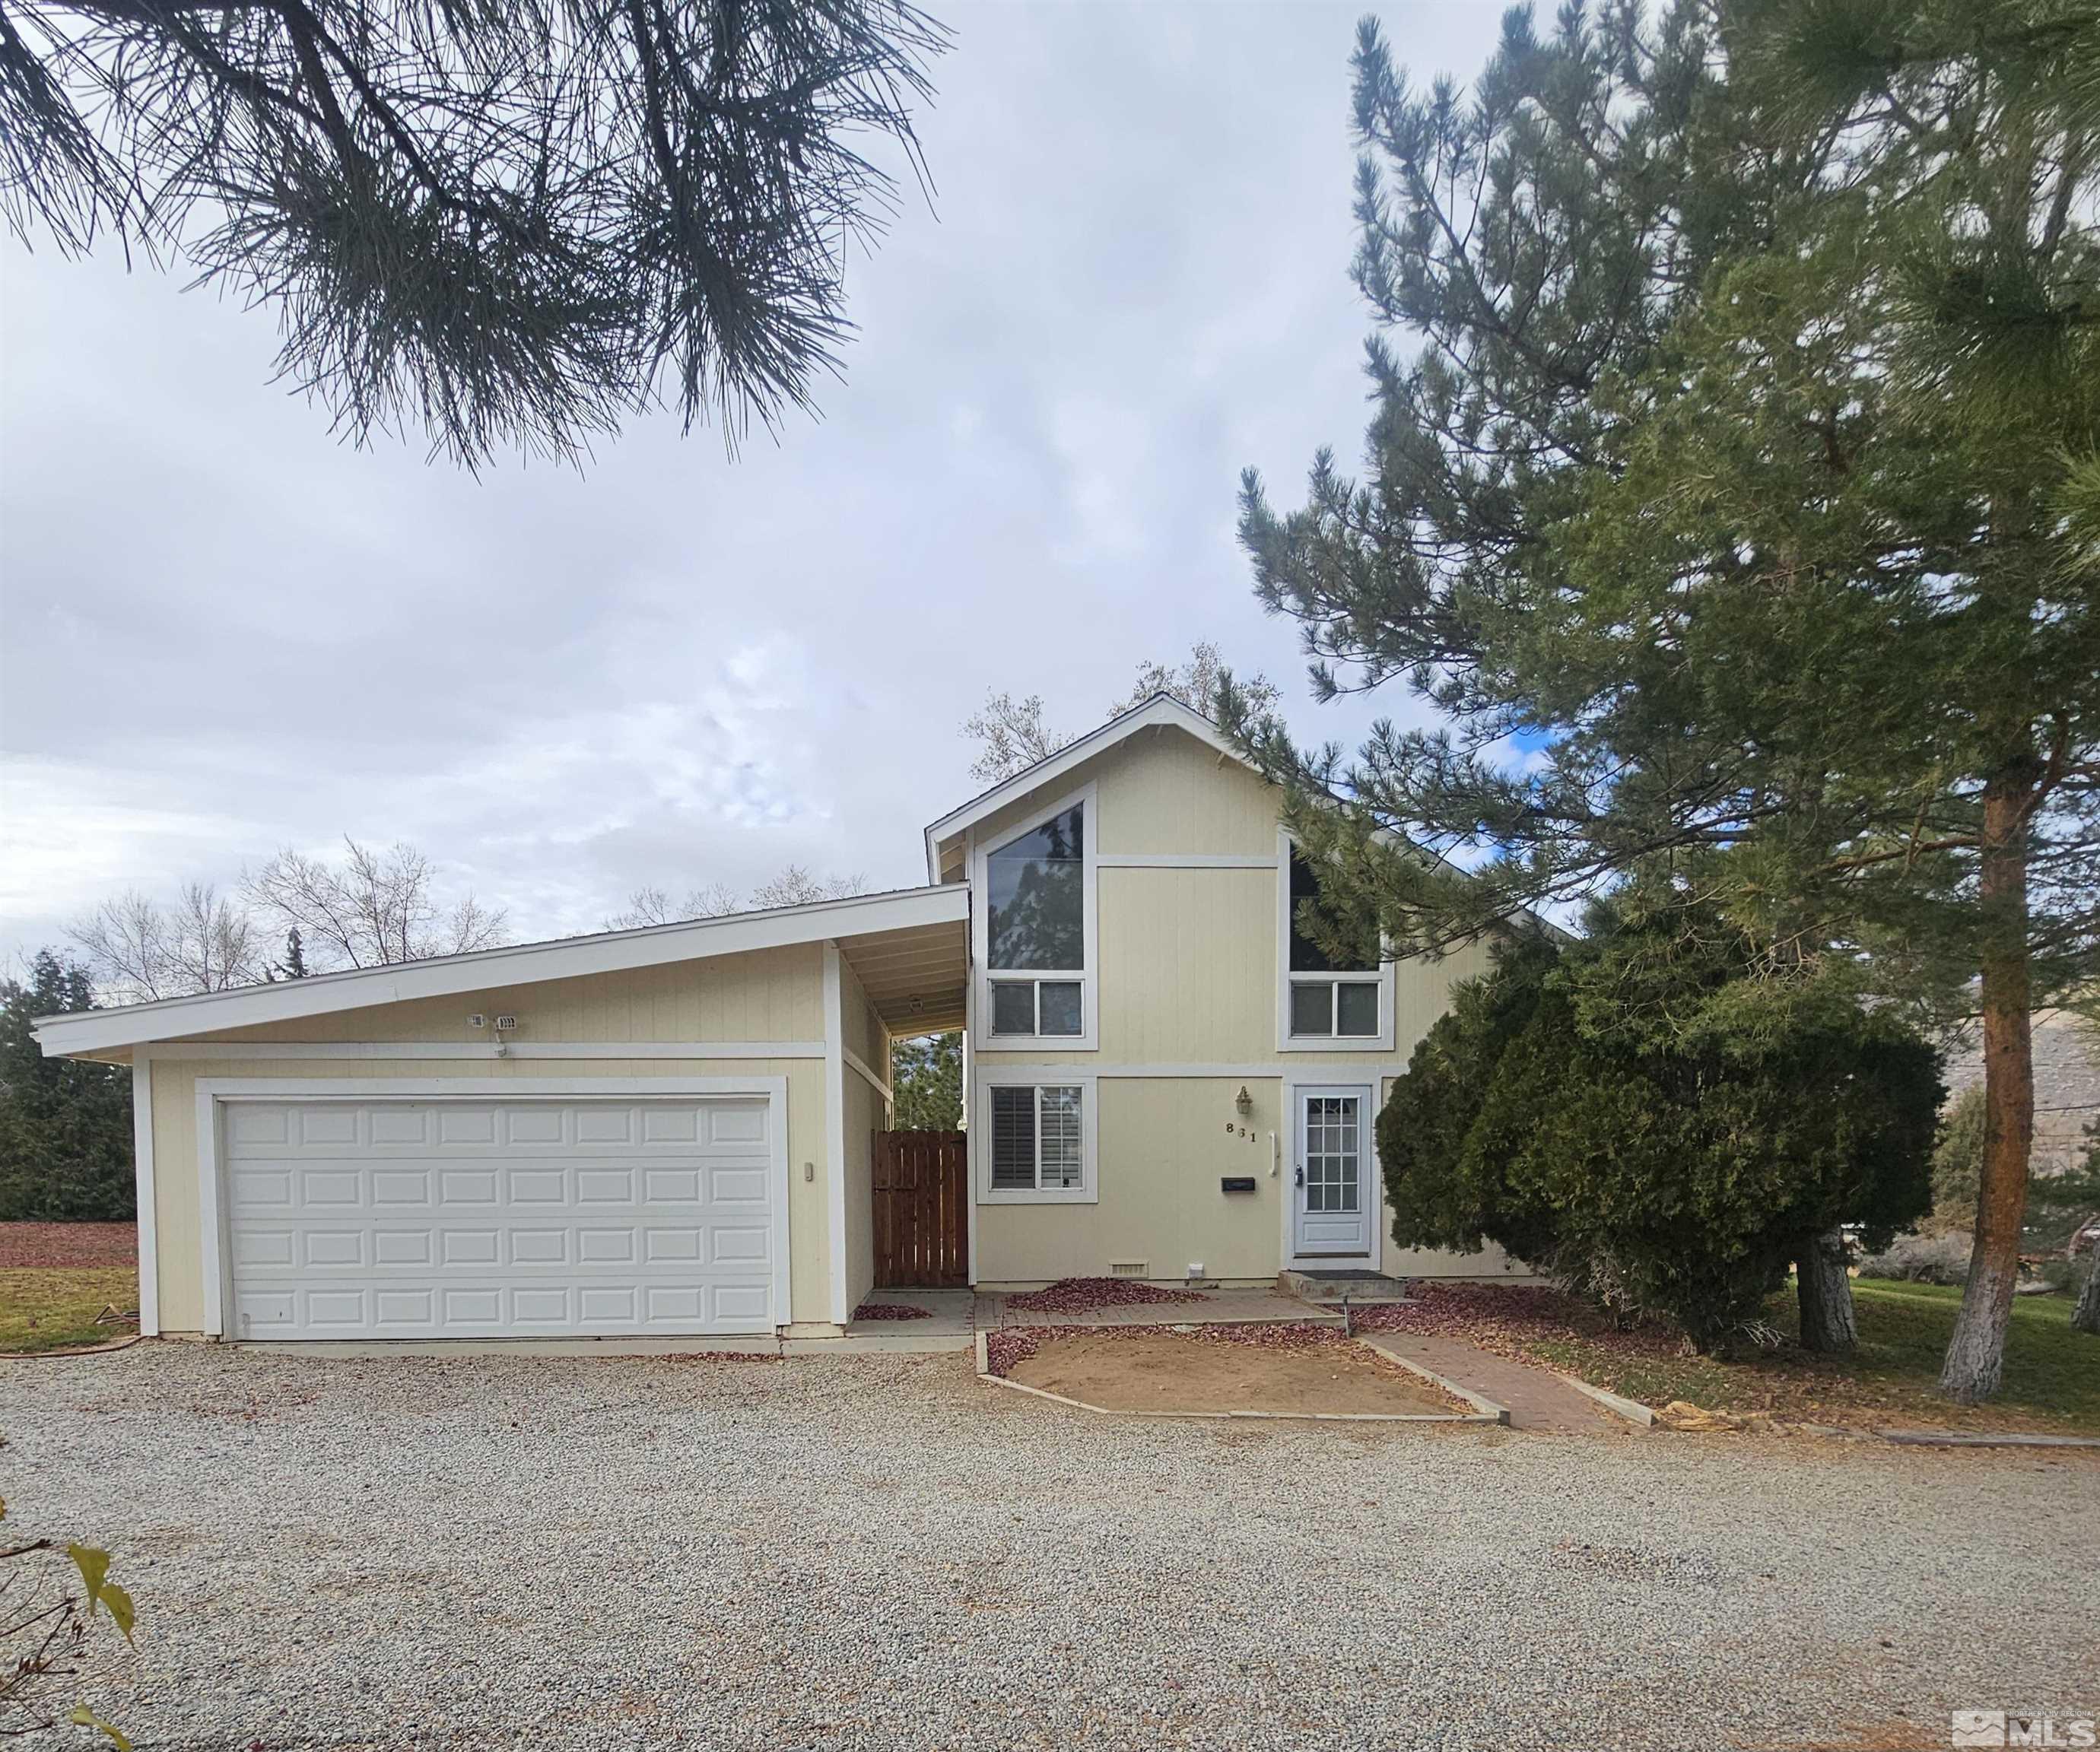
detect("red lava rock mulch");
top-left (0, 1222), bottom-right (138, 1269)
top-left (852, 1301), bottom-right (932, 1322)
top-left (987, 1319), bottom-right (1342, 1378)
top-left (1354, 1281), bottom-right (1687, 1365)
top-left (1002, 1276), bottom-right (1210, 1314)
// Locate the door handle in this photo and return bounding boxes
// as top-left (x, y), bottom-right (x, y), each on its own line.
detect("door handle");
top-left (1293, 1166), bottom-right (1304, 1187)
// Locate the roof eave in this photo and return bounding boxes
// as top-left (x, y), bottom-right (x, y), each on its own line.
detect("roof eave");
top-left (34, 883), bottom-right (970, 1058)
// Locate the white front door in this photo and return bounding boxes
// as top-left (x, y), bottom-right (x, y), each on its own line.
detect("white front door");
top-left (1292, 1086), bottom-right (1373, 1260)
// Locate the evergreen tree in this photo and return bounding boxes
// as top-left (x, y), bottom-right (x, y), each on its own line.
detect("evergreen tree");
top-left (1380, 893), bottom-right (1940, 1354)
top-left (0, 952), bottom-right (133, 1221)
top-left (891, 1032), bottom-right (962, 1131)
top-left (1228, 2), bottom-right (2100, 1401)
top-left (2, 0), bottom-right (947, 466)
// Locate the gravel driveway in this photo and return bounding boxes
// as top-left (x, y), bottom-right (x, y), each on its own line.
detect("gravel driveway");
top-left (2, 1344), bottom-right (2092, 1751)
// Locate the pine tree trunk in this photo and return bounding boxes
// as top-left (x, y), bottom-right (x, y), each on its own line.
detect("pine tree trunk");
top-left (2074, 1251), bottom-right (2100, 1337)
top-left (1939, 773), bottom-right (2036, 1404)
top-left (1797, 1227), bottom-right (1857, 1353)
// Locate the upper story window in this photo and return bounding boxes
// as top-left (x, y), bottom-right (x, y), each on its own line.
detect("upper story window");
top-left (983, 800), bottom-right (1088, 1040)
top-left (1283, 844), bottom-right (1387, 1045)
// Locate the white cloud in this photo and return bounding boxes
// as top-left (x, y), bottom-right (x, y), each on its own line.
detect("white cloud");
top-left (0, 2), bottom-right (1504, 973)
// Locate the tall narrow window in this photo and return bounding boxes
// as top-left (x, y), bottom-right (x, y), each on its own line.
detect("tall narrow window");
top-left (1285, 847), bottom-right (1382, 1040)
top-left (986, 803), bottom-right (1085, 1037)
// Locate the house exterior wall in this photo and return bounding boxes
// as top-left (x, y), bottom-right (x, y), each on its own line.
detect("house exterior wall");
top-left (134, 946), bottom-right (836, 1335)
top-left (953, 725), bottom-right (1527, 1288)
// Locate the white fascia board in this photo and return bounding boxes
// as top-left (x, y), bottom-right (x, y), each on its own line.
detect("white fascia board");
top-left (36, 884), bottom-right (968, 1058)
top-left (922, 694), bottom-right (1254, 879)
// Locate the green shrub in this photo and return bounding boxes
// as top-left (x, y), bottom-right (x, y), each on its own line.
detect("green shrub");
top-left (1380, 891), bottom-right (1940, 1354)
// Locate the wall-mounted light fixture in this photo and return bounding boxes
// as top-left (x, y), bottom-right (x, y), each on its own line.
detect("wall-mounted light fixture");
top-left (1234, 1085), bottom-right (1253, 1118)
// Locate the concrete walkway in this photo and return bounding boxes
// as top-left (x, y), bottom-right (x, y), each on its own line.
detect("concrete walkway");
top-left (1361, 1331), bottom-right (1635, 1434)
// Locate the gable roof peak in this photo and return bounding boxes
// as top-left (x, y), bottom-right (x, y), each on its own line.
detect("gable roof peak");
top-left (923, 691), bottom-right (1256, 878)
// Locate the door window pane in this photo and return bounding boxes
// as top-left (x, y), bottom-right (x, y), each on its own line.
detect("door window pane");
top-left (1303, 1096), bottom-right (1360, 1211)
top-left (990, 1087), bottom-right (1036, 1189)
top-left (1336, 981), bottom-right (1380, 1036)
top-left (1037, 981), bottom-right (1082, 1036)
top-left (1289, 979), bottom-right (1334, 1036)
top-left (989, 805), bottom-right (1084, 970)
top-left (990, 982), bottom-right (1036, 1036)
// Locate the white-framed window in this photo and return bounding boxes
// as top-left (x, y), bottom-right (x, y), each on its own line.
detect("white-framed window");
top-left (972, 786), bottom-right (1096, 1050)
top-left (1277, 833), bottom-right (1394, 1052)
top-left (977, 1071), bottom-right (1097, 1204)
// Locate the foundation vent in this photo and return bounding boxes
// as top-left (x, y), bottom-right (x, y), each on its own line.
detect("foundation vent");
top-left (1109, 1261), bottom-right (1148, 1278)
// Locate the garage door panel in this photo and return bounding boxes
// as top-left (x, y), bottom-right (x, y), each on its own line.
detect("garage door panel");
top-left (371, 1170), bottom-right (430, 1206)
top-left (374, 1230), bottom-right (434, 1267)
top-left (224, 1097), bottom-right (778, 1339)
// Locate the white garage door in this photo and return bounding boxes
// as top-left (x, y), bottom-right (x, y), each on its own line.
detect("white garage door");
top-left (222, 1096), bottom-right (780, 1339)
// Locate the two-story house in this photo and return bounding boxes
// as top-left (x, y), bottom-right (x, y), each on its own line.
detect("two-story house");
top-left (36, 695), bottom-right (1520, 1344)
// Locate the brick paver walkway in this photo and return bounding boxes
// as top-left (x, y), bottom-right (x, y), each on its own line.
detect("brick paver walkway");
top-left (977, 1290), bottom-right (1341, 1329)
top-left (1362, 1331), bottom-right (1636, 1433)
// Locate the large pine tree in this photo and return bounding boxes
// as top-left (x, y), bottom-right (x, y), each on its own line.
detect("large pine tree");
top-left (1228, 0), bottom-right (2100, 1400)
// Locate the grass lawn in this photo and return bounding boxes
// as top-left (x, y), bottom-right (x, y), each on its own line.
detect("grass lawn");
top-left (1371, 1279), bottom-right (2100, 1436)
top-left (0, 1265), bottom-right (138, 1354)
top-left (1527, 1281), bottom-right (2099, 1435)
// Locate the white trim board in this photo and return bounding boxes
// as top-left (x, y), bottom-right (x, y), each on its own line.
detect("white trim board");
top-left (843, 1046), bottom-right (892, 1103)
top-left (822, 944), bottom-right (850, 1326)
top-left (138, 1041), bottom-right (825, 1062)
top-left (131, 1057), bottom-right (159, 1337)
top-left (1093, 853), bottom-right (1275, 869)
top-left (37, 884), bottom-right (967, 1058)
top-left (965, 1061), bottom-right (1403, 1079)
top-left (190, 1074), bottom-right (793, 1341)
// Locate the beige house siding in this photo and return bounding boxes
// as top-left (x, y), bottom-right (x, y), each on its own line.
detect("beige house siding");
top-left (201, 944), bottom-right (824, 1046)
top-left (968, 724), bottom-right (1282, 859)
top-left (958, 723), bottom-right (1521, 1287)
top-left (974, 1078), bottom-right (1281, 1284)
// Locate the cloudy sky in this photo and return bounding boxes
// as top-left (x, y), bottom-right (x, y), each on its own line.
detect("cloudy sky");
top-left (0, 2), bottom-right (1507, 974)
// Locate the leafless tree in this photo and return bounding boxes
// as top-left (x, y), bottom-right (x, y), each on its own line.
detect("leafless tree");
top-left (605, 868), bottom-right (866, 929)
top-left (1107, 640), bottom-right (1279, 723)
top-left (243, 839), bottom-right (508, 970)
top-left (67, 884), bottom-right (264, 1001)
top-left (605, 883), bottom-right (742, 931)
top-left (961, 692), bottom-right (1067, 786)
top-left (749, 865), bottom-right (867, 909)
top-left (962, 641), bottom-right (1282, 784)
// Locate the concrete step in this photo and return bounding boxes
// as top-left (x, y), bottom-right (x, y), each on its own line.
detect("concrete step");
top-left (1279, 1268), bottom-right (1412, 1306)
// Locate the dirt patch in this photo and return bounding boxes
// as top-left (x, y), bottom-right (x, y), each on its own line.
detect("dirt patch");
top-left (1003, 1328), bottom-right (1465, 1417)
top-left (0, 1222), bottom-right (138, 1269)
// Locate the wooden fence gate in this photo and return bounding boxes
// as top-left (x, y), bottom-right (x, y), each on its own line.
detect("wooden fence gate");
top-left (872, 1129), bottom-right (969, 1288)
